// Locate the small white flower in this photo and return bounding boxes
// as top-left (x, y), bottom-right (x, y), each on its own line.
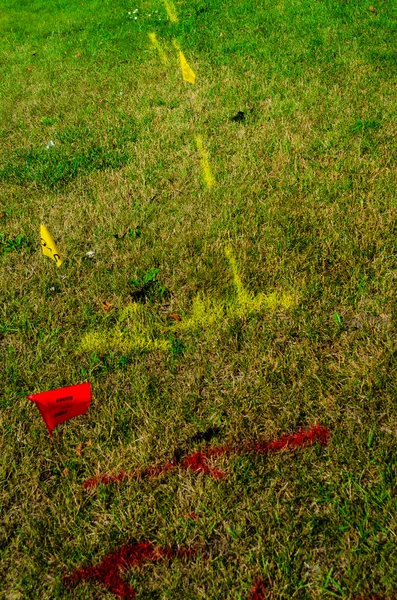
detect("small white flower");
top-left (50, 286), bottom-right (55, 291)
top-left (120, 91), bottom-right (123, 95)
top-left (61, 275), bottom-right (67, 280)
top-left (148, 14), bottom-right (151, 16)
top-left (133, 8), bottom-right (138, 12)
top-left (46, 140), bottom-right (55, 149)
top-left (134, 16), bottom-right (137, 19)
top-left (128, 11), bottom-right (131, 14)
top-left (86, 250), bottom-right (95, 258)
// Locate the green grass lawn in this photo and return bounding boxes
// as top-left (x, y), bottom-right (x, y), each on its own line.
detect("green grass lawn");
top-left (1, 0), bottom-right (397, 598)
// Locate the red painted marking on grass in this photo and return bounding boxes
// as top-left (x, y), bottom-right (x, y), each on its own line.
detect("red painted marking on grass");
top-left (64, 541), bottom-right (195, 599)
top-left (248, 581), bottom-right (390, 600)
top-left (244, 423), bottom-right (329, 454)
top-left (179, 446), bottom-right (229, 478)
top-left (353, 597), bottom-right (392, 600)
top-left (139, 460), bottom-right (176, 478)
top-left (83, 425), bottom-right (329, 490)
top-left (84, 470), bottom-right (129, 489)
top-left (250, 578), bottom-right (267, 599)
top-left (83, 462), bottom-right (176, 489)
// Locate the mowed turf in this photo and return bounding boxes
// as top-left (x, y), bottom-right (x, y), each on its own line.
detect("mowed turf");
top-left (1, 0), bottom-right (397, 598)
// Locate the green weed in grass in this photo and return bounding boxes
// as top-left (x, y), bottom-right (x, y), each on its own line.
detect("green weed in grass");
top-left (130, 266), bottom-right (168, 303)
top-left (0, 232), bottom-right (31, 254)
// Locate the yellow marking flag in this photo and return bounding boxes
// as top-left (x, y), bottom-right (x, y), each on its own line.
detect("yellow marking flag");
top-left (148, 32), bottom-right (169, 66)
top-left (40, 224), bottom-right (63, 267)
top-left (163, 0), bottom-right (178, 23)
top-left (195, 135), bottom-right (215, 188)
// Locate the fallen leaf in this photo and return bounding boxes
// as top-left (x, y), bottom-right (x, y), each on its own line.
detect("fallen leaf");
top-left (369, 5), bottom-right (376, 12)
top-left (27, 66), bottom-right (33, 71)
top-left (76, 440), bottom-right (92, 456)
top-left (62, 468), bottom-right (69, 477)
top-left (168, 313), bottom-right (181, 322)
top-left (0, 212), bottom-right (5, 218)
top-left (75, 52), bottom-right (81, 58)
top-left (102, 301), bottom-right (112, 312)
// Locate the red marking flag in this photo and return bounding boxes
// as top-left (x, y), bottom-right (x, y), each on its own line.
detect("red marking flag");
top-left (28, 382), bottom-right (91, 436)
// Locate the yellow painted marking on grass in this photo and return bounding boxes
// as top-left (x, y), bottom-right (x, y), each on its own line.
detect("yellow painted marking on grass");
top-left (173, 247), bottom-right (297, 333)
top-left (224, 246), bottom-right (296, 316)
top-left (148, 32), bottom-right (170, 66)
top-left (162, 0), bottom-right (178, 23)
top-left (225, 246), bottom-right (246, 305)
top-left (180, 51), bottom-right (196, 84)
top-left (175, 293), bottom-right (225, 333)
top-left (79, 303), bottom-right (171, 355)
top-left (80, 251), bottom-right (297, 353)
top-left (195, 134), bottom-right (215, 188)
top-left (172, 39), bottom-right (196, 83)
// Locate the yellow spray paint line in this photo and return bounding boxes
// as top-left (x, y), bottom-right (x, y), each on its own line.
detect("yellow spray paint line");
top-left (148, 32), bottom-right (170, 66)
top-left (179, 50), bottom-right (196, 84)
top-left (225, 246), bottom-right (245, 301)
top-left (162, 0), bottom-right (178, 23)
top-left (80, 251), bottom-right (298, 351)
top-left (172, 39), bottom-right (196, 83)
top-left (172, 38), bottom-right (181, 51)
top-left (173, 247), bottom-right (297, 334)
top-left (79, 303), bottom-right (172, 354)
top-left (195, 134), bottom-right (215, 188)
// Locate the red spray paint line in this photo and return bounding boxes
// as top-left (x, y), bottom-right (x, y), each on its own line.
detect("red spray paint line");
top-left (250, 578), bottom-right (267, 600)
top-left (248, 585), bottom-right (390, 600)
top-left (83, 447), bottom-right (229, 489)
top-left (179, 446), bottom-right (229, 478)
top-left (248, 588), bottom-right (390, 600)
top-left (353, 597), bottom-right (393, 600)
top-left (83, 424), bottom-right (329, 490)
top-left (242, 423), bottom-right (329, 454)
top-left (64, 541), bottom-right (195, 599)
